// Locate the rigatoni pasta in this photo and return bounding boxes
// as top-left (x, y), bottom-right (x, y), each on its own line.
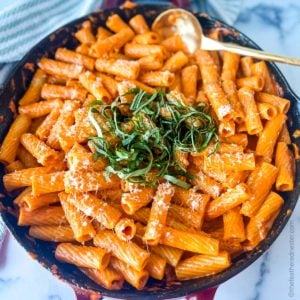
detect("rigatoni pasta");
top-left (94, 230), bottom-right (150, 272)
top-left (18, 69), bottom-right (47, 106)
top-left (143, 182), bottom-right (174, 246)
top-left (18, 206), bottom-right (67, 226)
top-left (175, 251), bottom-right (231, 280)
top-left (1, 12), bottom-right (295, 292)
top-left (67, 192), bottom-right (122, 229)
top-left (59, 192), bottom-right (96, 243)
top-left (275, 142), bottom-right (295, 191)
top-left (29, 225), bottom-right (75, 242)
top-left (55, 243), bottom-right (110, 270)
top-left (0, 115), bottom-right (31, 164)
top-left (110, 257), bottom-right (149, 290)
top-left (80, 267), bottom-right (124, 290)
top-left (256, 113), bottom-right (287, 161)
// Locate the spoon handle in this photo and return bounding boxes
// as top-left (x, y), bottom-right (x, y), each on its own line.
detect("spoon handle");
top-left (202, 36), bottom-right (300, 66)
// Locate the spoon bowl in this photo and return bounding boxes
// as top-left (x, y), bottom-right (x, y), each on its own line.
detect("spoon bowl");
top-left (152, 8), bottom-right (300, 66)
top-left (152, 8), bottom-right (202, 54)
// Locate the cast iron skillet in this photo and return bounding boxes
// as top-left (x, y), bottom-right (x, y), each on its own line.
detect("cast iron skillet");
top-left (0, 4), bottom-right (299, 300)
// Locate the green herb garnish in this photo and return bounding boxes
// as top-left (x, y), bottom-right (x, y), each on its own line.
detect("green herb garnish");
top-left (88, 88), bottom-right (218, 188)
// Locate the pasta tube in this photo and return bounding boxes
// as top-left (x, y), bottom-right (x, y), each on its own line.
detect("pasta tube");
top-left (94, 230), bottom-right (150, 271)
top-left (221, 52), bottom-right (240, 81)
top-left (181, 65), bottom-right (198, 100)
top-left (80, 267), bottom-right (124, 290)
top-left (255, 92), bottom-right (290, 114)
top-left (96, 73), bottom-right (119, 98)
top-left (173, 187), bottom-right (210, 211)
top-left (106, 14), bottom-right (132, 33)
top-left (257, 102), bottom-right (278, 120)
top-left (160, 226), bottom-right (219, 255)
top-left (66, 143), bottom-right (106, 172)
top-left (236, 75), bottom-right (264, 92)
top-left (125, 43), bottom-right (165, 59)
top-left (64, 170), bottom-right (120, 193)
top-left (133, 32), bottom-right (160, 45)
top-left (223, 207), bottom-right (246, 241)
top-left (19, 69), bottom-right (47, 106)
top-left (67, 192), bottom-right (122, 229)
top-left (90, 28), bottom-right (134, 57)
top-left (47, 100), bottom-right (81, 150)
top-left (59, 192), bottom-right (96, 242)
top-left (95, 58), bottom-right (140, 80)
top-left (114, 218), bottom-right (136, 241)
top-left (139, 70), bottom-right (175, 87)
top-left (29, 225), bottom-right (75, 242)
top-left (35, 103), bottom-right (62, 141)
top-left (32, 171), bottom-right (65, 196)
top-left (189, 167), bottom-right (223, 199)
top-left (246, 192), bottom-right (283, 247)
top-left (138, 55), bottom-right (163, 71)
top-left (55, 243), bottom-right (110, 270)
top-left (55, 48), bottom-right (95, 70)
top-left (38, 58), bottom-right (84, 78)
top-left (21, 192), bottom-right (59, 211)
top-left (20, 133), bottom-right (65, 168)
top-left (240, 56), bottom-right (253, 77)
top-left (275, 142), bottom-right (295, 191)
top-left (110, 257), bottom-right (149, 290)
top-left (251, 61), bottom-right (276, 94)
top-left (16, 145), bottom-right (39, 168)
top-left (238, 87), bottom-right (263, 135)
top-left (169, 204), bottom-right (204, 230)
top-left (161, 35), bottom-right (186, 52)
top-left (41, 83), bottom-right (87, 101)
top-left (151, 244), bottom-right (183, 267)
top-left (278, 123), bottom-right (291, 144)
top-left (175, 252), bottom-right (230, 280)
top-left (145, 253), bottom-right (167, 280)
top-left (129, 14), bottom-right (150, 34)
top-left (121, 186), bottom-right (154, 215)
top-left (18, 206), bottom-right (67, 226)
top-left (203, 151), bottom-right (255, 171)
top-left (241, 162), bottom-right (278, 217)
top-left (163, 51), bottom-right (188, 72)
top-left (74, 21), bottom-right (95, 44)
top-left (143, 182), bottom-right (174, 246)
top-left (3, 167), bottom-right (49, 192)
top-left (19, 98), bottom-right (62, 119)
top-left (256, 113), bottom-right (287, 161)
top-left (206, 183), bottom-right (250, 220)
top-left (0, 115), bottom-right (31, 164)
top-left (79, 71), bottom-right (111, 103)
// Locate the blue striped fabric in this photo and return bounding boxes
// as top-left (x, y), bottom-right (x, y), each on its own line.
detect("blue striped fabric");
top-left (0, 0), bottom-right (100, 63)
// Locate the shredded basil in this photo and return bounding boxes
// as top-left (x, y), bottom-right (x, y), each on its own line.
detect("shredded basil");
top-left (88, 88), bottom-right (218, 188)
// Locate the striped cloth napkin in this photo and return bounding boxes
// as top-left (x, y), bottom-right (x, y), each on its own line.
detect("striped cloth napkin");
top-left (0, 0), bottom-right (100, 63)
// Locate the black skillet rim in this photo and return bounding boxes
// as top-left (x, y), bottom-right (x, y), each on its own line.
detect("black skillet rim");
top-left (0, 4), bottom-right (299, 300)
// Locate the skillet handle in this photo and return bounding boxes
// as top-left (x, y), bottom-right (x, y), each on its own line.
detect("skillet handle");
top-left (185, 286), bottom-right (218, 300)
top-left (72, 286), bottom-right (102, 300)
top-left (100, 0), bottom-right (192, 9)
top-left (72, 285), bottom-right (218, 299)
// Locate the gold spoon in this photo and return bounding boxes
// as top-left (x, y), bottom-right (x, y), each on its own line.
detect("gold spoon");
top-left (152, 8), bottom-right (300, 66)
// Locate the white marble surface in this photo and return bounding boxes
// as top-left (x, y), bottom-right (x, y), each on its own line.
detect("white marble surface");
top-left (1, 0), bottom-right (300, 299)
